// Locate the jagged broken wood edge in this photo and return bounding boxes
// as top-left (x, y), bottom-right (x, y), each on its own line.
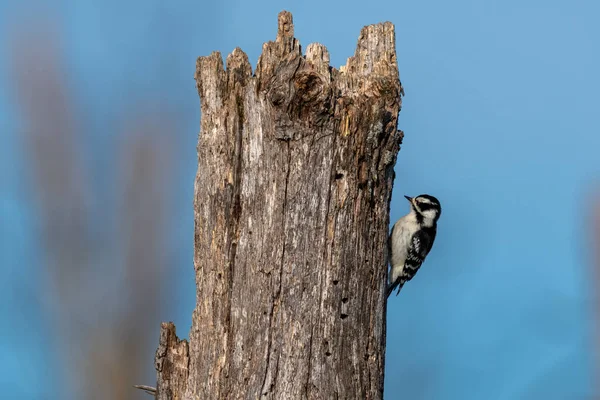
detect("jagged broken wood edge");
top-left (153, 322), bottom-right (189, 399)
top-left (153, 10), bottom-right (402, 399)
top-left (195, 10), bottom-right (404, 122)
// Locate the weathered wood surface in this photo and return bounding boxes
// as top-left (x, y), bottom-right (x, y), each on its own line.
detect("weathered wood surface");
top-left (155, 11), bottom-right (403, 399)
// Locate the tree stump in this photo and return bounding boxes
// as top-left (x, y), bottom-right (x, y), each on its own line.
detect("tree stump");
top-left (155, 10), bottom-right (403, 399)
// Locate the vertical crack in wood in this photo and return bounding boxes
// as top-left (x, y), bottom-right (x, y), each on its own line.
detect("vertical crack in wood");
top-left (222, 89), bottom-right (245, 399)
top-left (304, 327), bottom-right (315, 397)
top-left (259, 138), bottom-right (291, 397)
top-left (306, 123), bottom-right (338, 398)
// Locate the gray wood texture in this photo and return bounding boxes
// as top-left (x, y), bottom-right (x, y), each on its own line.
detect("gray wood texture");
top-left (154, 11), bottom-right (403, 399)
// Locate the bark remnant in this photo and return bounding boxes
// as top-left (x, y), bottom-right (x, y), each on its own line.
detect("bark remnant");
top-left (155, 323), bottom-right (189, 400)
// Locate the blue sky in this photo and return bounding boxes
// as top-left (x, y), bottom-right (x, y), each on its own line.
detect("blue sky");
top-left (1, 0), bottom-right (600, 398)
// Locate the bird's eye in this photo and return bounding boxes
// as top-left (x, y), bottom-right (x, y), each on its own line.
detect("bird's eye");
top-left (417, 202), bottom-right (437, 211)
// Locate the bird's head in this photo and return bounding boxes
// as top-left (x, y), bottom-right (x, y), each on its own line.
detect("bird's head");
top-left (405, 194), bottom-right (442, 226)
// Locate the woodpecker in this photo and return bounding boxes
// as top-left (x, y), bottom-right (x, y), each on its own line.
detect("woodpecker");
top-left (387, 194), bottom-right (441, 297)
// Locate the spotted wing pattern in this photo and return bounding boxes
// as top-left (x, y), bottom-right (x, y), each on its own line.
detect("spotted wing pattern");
top-left (388, 227), bottom-right (436, 297)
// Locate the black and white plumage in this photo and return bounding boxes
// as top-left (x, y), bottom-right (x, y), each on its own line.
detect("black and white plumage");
top-left (387, 194), bottom-right (441, 298)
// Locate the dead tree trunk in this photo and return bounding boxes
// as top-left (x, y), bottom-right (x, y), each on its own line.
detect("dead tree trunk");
top-left (154, 11), bottom-right (403, 400)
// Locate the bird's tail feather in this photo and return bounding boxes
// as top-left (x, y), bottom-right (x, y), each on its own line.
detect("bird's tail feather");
top-left (386, 280), bottom-right (402, 298)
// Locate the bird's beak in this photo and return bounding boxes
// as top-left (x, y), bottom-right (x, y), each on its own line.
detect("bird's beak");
top-left (404, 195), bottom-right (413, 203)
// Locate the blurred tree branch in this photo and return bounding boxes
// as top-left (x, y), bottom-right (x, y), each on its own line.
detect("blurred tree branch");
top-left (9, 20), bottom-right (177, 400)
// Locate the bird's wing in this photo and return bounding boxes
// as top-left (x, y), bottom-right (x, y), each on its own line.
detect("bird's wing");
top-left (388, 228), bottom-right (436, 298)
top-left (403, 228), bottom-right (436, 277)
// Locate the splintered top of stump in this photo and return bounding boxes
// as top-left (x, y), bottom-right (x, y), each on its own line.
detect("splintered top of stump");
top-left (273, 10), bottom-right (398, 76)
top-left (195, 10), bottom-right (401, 105)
